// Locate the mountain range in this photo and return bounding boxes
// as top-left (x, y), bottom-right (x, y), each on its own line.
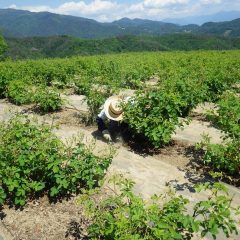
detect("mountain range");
top-left (164, 11), bottom-right (240, 25)
top-left (0, 9), bottom-right (240, 38)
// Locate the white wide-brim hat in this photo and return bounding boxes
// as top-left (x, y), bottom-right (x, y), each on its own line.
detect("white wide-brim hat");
top-left (104, 96), bottom-right (124, 121)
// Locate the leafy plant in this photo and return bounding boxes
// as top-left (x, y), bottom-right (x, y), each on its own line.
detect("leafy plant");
top-left (0, 115), bottom-right (113, 206)
top-left (80, 175), bottom-right (239, 240)
top-left (34, 86), bottom-right (63, 113)
top-left (197, 135), bottom-right (240, 177)
top-left (165, 78), bottom-right (209, 117)
top-left (6, 79), bottom-right (34, 105)
top-left (0, 187), bottom-right (6, 205)
top-left (74, 76), bottom-right (91, 95)
top-left (204, 70), bottom-right (235, 101)
top-left (215, 92), bottom-right (240, 139)
top-left (49, 140), bottom-right (114, 197)
top-left (123, 89), bottom-right (186, 147)
top-left (194, 182), bottom-right (239, 238)
top-left (80, 87), bottom-right (113, 125)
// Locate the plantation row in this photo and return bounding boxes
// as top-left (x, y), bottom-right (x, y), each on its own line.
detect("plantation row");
top-left (0, 116), bottom-right (239, 239)
top-left (0, 51), bottom-right (239, 238)
top-left (0, 115), bottom-right (113, 206)
top-left (0, 50), bottom-right (239, 178)
top-left (199, 91), bottom-right (240, 183)
top-left (1, 51), bottom-right (239, 134)
top-left (1, 51), bottom-right (240, 97)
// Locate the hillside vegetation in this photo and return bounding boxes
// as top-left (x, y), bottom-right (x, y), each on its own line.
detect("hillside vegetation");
top-left (0, 33), bottom-right (7, 59)
top-left (0, 9), bottom-right (190, 38)
top-left (198, 18), bottom-right (240, 37)
top-left (1, 9), bottom-right (240, 38)
top-left (5, 34), bottom-right (240, 59)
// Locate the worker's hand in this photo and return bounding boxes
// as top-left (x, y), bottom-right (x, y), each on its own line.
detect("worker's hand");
top-left (115, 133), bottom-right (124, 144)
top-left (102, 130), bottom-right (112, 142)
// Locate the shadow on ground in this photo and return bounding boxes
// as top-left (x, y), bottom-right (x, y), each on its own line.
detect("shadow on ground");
top-left (0, 207), bottom-right (6, 220)
top-left (167, 146), bottom-right (214, 193)
top-left (65, 219), bottom-right (88, 240)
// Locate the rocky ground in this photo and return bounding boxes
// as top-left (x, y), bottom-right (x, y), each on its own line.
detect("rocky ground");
top-left (0, 96), bottom-right (239, 240)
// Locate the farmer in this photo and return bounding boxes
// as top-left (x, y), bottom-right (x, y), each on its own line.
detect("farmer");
top-left (96, 90), bottom-right (134, 142)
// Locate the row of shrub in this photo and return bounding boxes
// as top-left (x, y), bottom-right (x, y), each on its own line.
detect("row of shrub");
top-left (0, 115), bottom-right (113, 206)
top-left (198, 92), bottom-right (240, 183)
top-left (79, 175), bottom-right (239, 240)
top-left (1, 51), bottom-right (239, 147)
top-left (1, 50), bottom-right (239, 97)
top-left (6, 79), bottom-right (63, 113)
top-left (72, 53), bottom-right (239, 147)
top-left (0, 115), bottom-right (239, 239)
top-left (123, 75), bottom-right (238, 148)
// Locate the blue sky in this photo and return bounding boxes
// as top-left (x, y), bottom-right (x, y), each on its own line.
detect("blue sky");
top-left (0, 0), bottom-right (240, 21)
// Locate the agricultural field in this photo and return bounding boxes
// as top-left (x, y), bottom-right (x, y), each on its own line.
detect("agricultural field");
top-left (0, 50), bottom-right (240, 239)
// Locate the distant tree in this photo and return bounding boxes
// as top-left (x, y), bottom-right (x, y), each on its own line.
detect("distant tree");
top-left (0, 34), bottom-right (8, 60)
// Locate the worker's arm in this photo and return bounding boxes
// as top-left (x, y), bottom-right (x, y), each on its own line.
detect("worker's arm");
top-left (96, 109), bottom-right (107, 132)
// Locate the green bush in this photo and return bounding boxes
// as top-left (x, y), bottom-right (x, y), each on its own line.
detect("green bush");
top-left (80, 176), bottom-right (239, 240)
top-left (200, 92), bottom-right (240, 179)
top-left (6, 79), bottom-right (34, 105)
top-left (204, 70), bottom-right (236, 101)
top-left (80, 87), bottom-right (113, 125)
top-left (5, 81), bottom-right (64, 114)
top-left (197, 136), bottom-right (240, 177)
top-left (0, 115), bottom-right (112, 206)
top-left (123, 89), bottom-right (185, 147)
top-left (74, 78), bottom-right (91, 95)
top-left (165, 78), bottom-right (209, 117)
top-left (34, 87), bottom-right (63, 113)
top-left (216, 92), bottom-right (240, 139)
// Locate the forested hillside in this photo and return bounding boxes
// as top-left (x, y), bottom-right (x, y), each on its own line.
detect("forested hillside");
top-left (5, 34), bottom-right (240, 59)
top-left (197, 18), bottom-right (240, 37)
top-left (0, 9), bottom-right (185, 38)
top-left (1, 9), bottom-right (240, 38)
top-left (0, 33), bottom-right (7, 59)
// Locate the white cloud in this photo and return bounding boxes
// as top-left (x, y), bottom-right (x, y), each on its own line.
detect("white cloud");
top-left (23, 5), bottom-right (52, 12)
top-left (200, 0), bottom-right (222, 4)
top-left (143, 0), bottom-right (189, 8)
top-left (7, 0), bottom-right (240, 22)
top-left (56, 0), bottom-right (117, 15)
top-left (8, 1), bottom-right (119, 18)
top-left (8, 4), bottom-right (17, 9)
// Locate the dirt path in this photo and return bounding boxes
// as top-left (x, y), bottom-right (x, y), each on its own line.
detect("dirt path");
top-left (0, 97), bottom-right (239, 240)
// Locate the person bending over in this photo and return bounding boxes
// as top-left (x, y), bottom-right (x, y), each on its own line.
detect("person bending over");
top-left (96, 95), bottom-right (131, 142)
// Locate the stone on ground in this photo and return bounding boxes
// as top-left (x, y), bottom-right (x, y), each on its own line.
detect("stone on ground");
top-left (173, 119), bottom-right (223, 145)
top-left (0, 223), bottom-right (13, 240)
top-left (192, 102), bottom-right (217, 116)
top-left (62, 94), bottom-right (88, 112)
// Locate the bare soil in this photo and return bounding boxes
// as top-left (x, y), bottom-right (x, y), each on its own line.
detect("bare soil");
top-left (1, 196), bottom-right (88, 240)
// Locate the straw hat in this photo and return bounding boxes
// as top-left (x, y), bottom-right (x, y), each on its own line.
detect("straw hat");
top-left (104, 96), bottom-right (124, 121)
